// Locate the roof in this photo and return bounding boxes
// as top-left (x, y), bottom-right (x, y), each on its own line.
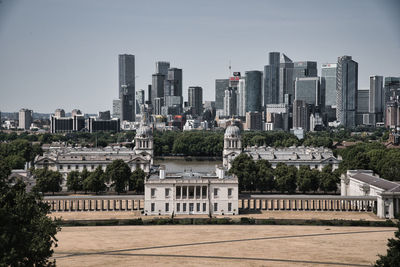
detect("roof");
top-left (351, 173), bottom-right (400, 192)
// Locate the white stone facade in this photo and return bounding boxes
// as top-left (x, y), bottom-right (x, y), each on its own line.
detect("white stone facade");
top-left (34, 122), bottom-right (153, 190)
top-left (144, 167), bottom-right (239, 216)
top-left (341, 170), bottom-right (400, 218)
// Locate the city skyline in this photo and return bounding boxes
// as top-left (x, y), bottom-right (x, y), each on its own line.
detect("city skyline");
top-left (0, 0), bottom-right (399, 113)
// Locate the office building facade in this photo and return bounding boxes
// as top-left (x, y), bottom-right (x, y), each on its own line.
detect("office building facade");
top-left (188, 86), bottom-right (203, 116)
top-left (336, 56), bottom-right (358, 128)
top-left (119, 54), bottom-right (135, 121)
top-left (369, 75), bottom-right (384, 124)
top-left (245, 71), bottom-right (263, 112)
top-left (215, 79), bottom-right (229, 110)
top-left (295, 77), bottom-right (321, 107)
top-left (263, 52), bottom-right (280, 105)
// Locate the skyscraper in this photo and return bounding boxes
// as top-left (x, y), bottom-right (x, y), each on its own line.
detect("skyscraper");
top-left (293, 100), bottom-right (309, 130)
top-left (155, 61), bottom-right (170, 76)
top-left (224, 89), bottom-right (237, 117)
top-left (245, 71), bottom-right (263, 112)
top-left (279, 54), bottom-right (294, 103)
top-left (215, 79), bottom-right (229, 110)
top-left (263, 52), bottom-right (280, 105)
top-left (18, 108), bottom-right (32, 130)
top-left (369, 75), bottom-right (384, 124)
top-left (336, 55), bottom-right (358, 128)
top-left (119, 54), bottom-right (135, 121)
top-left (188, 86), bottom-right (203, 116)
top-left (295, 77), bottom-right (321, 106)
top-left (321, 63), bottom-right (337, 107)
top-left (166, 68), bottom-right (183, 97)
top-left (293, 61), bottom-right (318, 79)
top-left (237, 78), bottom-right (246, 116)
top-left (152, 73), bottom-right (166, 106)
top-left (356, 89), bottom-right (369, 125)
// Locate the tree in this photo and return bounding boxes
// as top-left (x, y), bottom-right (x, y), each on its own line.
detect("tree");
top-left (83, 166), bottom-right (106, 194)
top-left (229, 154), bottom-right (259, 192)
top-left (319, 169), bottom-right (339, 193)
top-left (297, 166), bottom-right (312, 193)
top-left (274, 163), bottom-right (297, 194)
top-left (310, 169), bottom-right (321, 192)
top-left (4, 155), bottom-right (25, 170)
top-left (66, 171), bottom-right (82, 193)
top-left (375, 222), bottom-right (400, 267)
top-left (130, 167), bottom-right (146, 193)
top-left (0, 162), bottom-right (59, 266)
top-left (34, 169), bottom-right (63, 195)
top-left (80, 168), bottom-right (90, 193)
top-left (256, 160), bottom-right (274, 192)
top-left (105, 160), bottom-right (131, 194)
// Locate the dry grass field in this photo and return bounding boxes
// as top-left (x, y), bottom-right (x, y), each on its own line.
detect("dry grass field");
top-left (50, 210), bottom-right (383, 221)
top-left (53, 225), bottom-right (395, 267)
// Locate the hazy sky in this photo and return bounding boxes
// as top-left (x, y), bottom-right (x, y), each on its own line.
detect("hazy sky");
top-left (0, 0), bottom-right (399, 113)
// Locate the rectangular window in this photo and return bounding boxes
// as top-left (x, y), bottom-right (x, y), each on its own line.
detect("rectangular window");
top-left (165, 188), bottom-right (170, 198)
top-left (151, 188), bottom-right (156, 197)
top-left (177, 203), bottom-right (180, 212)
top-left (202, 186), bottom-right (207, 198)
top-left (91, 165), bottom-right (94, 170)
top-left (59, 165), bottom-right (63, 170)
top-left (183, 203), bottom-right (187, 212)
top-left (176, 186), bottom-right (181, 199)
top-left (75, 165), bottom-right (79, 170)
top-left (228, 203), bottom-right (232, 212)
top-left (196, 186), bottom-right (201, 199)
top-left (165, 203), bottom-right (169, 212)
top-left (213, 203), bottom-right (218, 212)
top-left (189, 186), bottom-right (194, 199)
top-left (228, 188), bottom-right (233, 197)
top-left (83, 165), bottom-right (86, 169)
top-left (182, 186), bottom-right (187, 199)
top-left (203, 203), bottom-right (207, 212)
top-left (214, 188), bottom-right (218, 197)
top-left (68, 165), bottom-right (71, 170)
top-left (151, 203), bottom-right (155, 212)
top-left (196, 203), bottom-right (200, 212)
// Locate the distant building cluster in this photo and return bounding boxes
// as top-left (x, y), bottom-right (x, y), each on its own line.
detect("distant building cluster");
top-left (2, 52), bottom-right (399, 134)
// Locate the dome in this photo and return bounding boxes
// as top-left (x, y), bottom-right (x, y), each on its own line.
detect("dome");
top-left (224, 125), bottom-right (240, 137)
top-left (136, 125), bottom-right (152, 137)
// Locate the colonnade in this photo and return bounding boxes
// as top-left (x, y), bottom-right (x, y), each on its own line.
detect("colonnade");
top-left (43, 197), bottom-right (143, 212)
top-left (239, 197), bottom-right (377, 212)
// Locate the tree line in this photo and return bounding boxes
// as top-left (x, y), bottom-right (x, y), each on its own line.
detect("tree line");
top-left (33, 159), bottom-right (146, 195)
top-left (337, 142), bottom-right (400, 181)
top-left (229, 154), bottom-right (339, 194)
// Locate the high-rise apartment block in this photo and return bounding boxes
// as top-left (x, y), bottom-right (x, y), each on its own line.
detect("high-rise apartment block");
top-left (18, 108), bottom-right (33, 130)
top-left (188, 86), bottom-right (203, 117)
top-left (336, 55), bottom-right (358, 128)
top-left (119, 54), bottom-right (135, 121)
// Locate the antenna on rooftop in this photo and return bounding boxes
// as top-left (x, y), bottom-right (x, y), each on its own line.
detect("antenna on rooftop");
top-left (228, 60), bottom-right (232, 76)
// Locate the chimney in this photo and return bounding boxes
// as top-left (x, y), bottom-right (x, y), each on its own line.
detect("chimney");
top-left (159, 165), bottom-right (166, 179)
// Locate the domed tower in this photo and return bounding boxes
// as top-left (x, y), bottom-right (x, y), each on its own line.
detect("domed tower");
top-left (223, 124), bottom-right (242, 169)
top-left (134, 123), bottom-right (154, 164)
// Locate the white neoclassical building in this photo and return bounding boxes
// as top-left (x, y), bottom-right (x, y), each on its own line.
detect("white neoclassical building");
top-left (222, 124), bottom-right (340, 170)
top-left (341, 170), bottom-right (400, 218)
top-left (144, 166), bottom-right (239, 216)
top-left (34, 122), bottom-right (154, 189)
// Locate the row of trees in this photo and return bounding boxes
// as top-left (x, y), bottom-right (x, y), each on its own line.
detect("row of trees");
top-left (33, 159), bottom-right (146, 194)
top-left (229, 154), bottom-right (339, 193)
top-left (0, 139), bottom-right (42, 169)
top-left (337, 142), bottom-right (400, 181)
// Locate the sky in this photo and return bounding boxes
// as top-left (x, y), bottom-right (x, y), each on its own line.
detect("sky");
top-left (0, 0), bottom-right (399, 114)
